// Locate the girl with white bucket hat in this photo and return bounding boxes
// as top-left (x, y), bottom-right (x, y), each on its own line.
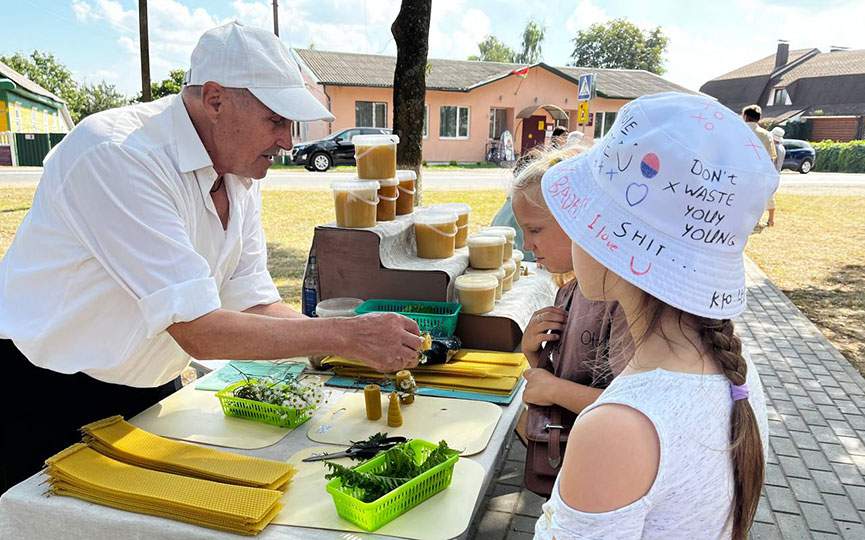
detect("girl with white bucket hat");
top-left (533, 92), bottom-right (776, 540)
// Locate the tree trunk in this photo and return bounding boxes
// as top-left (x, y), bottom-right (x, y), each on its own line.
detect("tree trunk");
top-left (391, 0), bottom-right (431, 205)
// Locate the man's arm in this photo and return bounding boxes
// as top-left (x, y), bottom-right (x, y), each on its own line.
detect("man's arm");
top-left (244, 301), bottom-right (305, 319)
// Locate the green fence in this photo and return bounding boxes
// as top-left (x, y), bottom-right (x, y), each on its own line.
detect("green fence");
top-left (13, 132), bottom-right (66, 166)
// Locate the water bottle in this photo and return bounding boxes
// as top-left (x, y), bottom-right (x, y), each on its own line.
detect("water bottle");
top-left (302, 249), bottom-right (319, 317)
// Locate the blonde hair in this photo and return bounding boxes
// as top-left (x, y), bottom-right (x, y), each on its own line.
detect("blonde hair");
top-left (510, 144), bottom-right (587, 288)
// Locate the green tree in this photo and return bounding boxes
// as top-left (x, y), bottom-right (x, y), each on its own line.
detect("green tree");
top-left (570, 18), bottom-right (669, 74)
top-left (468, 35), bottom-right (517, 62)
top-left (0, 50), bottom-right (80, 106)
top-left (131, 69), bottom-right (185, 102)
top-left (73, 81), bottom-right (129, 120)
top-left (514, 19), bottom-right (546, 64)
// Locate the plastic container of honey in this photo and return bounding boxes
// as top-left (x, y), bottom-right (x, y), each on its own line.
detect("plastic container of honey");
top-left (502, 259), bottom-right (517, 292)
top-left (466, 234), bottom-right (506, 269)
top-left (353, 134), bottom-right (399, 180)
top-left (332, 180), bottom-right (380, 228)
top-left (395, 170), bottom-right (417, 215)
top-left (376, 177), bottom-right (399, 222)
top-left (512, 250), bottom-right (525, 282)
top-left (479, 226), bottom-right (516, 261)
top-left (309, 297), bottom-right (363, 368)
top-left (414, 211), bottom-right (458, 259)
top-left (464, 266), bottom-right (505, 300)
top-left (430, 203), bottom-right (471, 248)
top-left (454, 274), bottom-right (498, 315)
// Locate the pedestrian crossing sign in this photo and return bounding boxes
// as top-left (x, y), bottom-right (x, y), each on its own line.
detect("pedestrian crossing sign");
top-left (578, 74), bottom-right (595, 101)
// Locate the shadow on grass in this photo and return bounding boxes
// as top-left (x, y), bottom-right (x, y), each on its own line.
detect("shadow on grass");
top-left (782, 264), bottom-right (865, 376)
top-left (266, 242), bottom-right (310, 306)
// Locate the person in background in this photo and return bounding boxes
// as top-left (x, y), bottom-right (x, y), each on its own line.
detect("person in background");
top-left (0, 22), bottom-right (422, 493)
top-left (533, 92), bottom-right (772, 540)
top-left (513, 144), bottom-right (632, 417)
top-left (551, 126), bottom-right (568, 148)
top-left (742, 105), bottom-right (776, 162)
top-left (766, 126), bottom-right (786, 226)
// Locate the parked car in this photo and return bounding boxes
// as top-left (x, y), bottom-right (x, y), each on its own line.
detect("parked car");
top-left (781, 139), bottom-right (816, 174)
top-left (290, 127), bottom-right (391, 172)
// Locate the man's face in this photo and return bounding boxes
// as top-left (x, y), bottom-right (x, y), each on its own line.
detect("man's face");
top-left (212, 88), bottom-right (293, 179)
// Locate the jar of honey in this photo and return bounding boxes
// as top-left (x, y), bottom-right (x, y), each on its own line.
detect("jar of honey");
top-left (502, 259), bottom-right (517, 292)
top-left (464, 266), bottom-right (505, 300)
top-left (331, 180), bottom-right (380, 228)
top-left (466, 234), bottom-right (506, 269)
top-left (376, 177), bottom-right (399, 222)
top-left (512, 250), bottom-right (525, 282)
top-left (396, 169), bottom-right (417, 215)
top-left (413, 211), bottom-right (458, 259)
top-left (455, 274), bottom-right (498, 315)
top-left (430, 203), bottom-right (471, 248)
top-left (479, 226), bottom-right (516, 261)
top-left (354, 134), bottom-right (399, 180)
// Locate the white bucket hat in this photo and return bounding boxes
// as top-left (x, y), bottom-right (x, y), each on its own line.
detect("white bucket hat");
top-left (186, 21), bottom-right (335, 122)
top-left (541, 92), bottom-right (778, 319)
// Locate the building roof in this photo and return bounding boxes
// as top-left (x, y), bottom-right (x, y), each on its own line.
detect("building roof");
top-left (700, 47), bottom-right (865, 119)
top-left (293, 49), bottom-right (698, 99)
top-left (0, 59), bottom-right (65, 104)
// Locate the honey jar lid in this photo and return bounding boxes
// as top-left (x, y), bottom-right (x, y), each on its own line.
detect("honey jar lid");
top-left (430, 203), bottom-right (471, 216)
top-left (331, 180), bottom-right (381, 191)
top-left (413, 210), bottom-right (458, 225)
top-left (376, 177), bottom-right (399, 187)
top-left (480, 226), bottom-right (516, 241)
top-left (455, 274), bottom-right (499, 291)
top-left (466, 233), bottom-right (506, 247)
top-left (465, 266), bottom-right (506, 279)
top-left (396, 169), bottom-right (417, 181)
top-left (512, 250), bottom-right (525, 262)
top-left (352, 134), bottom-right (400, 146)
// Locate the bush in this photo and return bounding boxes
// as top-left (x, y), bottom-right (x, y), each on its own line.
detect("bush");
top-left (448, 160), bottom-right (458, 166)
top-left (812, 140), bottom-right (865, 173)
top-left (421, 159), bottom-right (428, 167)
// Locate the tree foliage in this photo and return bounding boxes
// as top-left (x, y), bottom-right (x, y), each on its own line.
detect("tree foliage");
top-left (468, 19), bottom-right (546, 64)
top-left (131, 69), bottom-right (186, 102)
top-left (569, 18), bottom-right (669, 74)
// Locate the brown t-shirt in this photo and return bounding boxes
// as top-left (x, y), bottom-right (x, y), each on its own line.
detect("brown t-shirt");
top-left (539, 279), bottom-right (632, 388)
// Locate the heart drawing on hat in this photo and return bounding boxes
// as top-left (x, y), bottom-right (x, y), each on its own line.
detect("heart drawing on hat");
top-left (626, 183), bottom-right (649, 207)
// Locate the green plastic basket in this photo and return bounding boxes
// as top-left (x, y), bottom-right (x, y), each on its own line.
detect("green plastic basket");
top-left (354, 299), bottom-right (461, 337)
top-left (215, 379), bottom-right (318, 429)
top-left (326, 439), bottom-right (460, 532)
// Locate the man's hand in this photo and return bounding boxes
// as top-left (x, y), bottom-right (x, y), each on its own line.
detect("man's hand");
top-left (521, 306), bottom-right (567, 367)
top-left (337, 313), bottom-right (423, 373)
top-left (522, 367), bottom-right (561, 407)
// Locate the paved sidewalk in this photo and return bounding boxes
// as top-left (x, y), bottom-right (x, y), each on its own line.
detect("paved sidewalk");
top-left (468, 258), bottom-right (865, 539)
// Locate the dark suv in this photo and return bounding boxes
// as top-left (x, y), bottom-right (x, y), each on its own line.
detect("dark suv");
top-left (782, 139), bottom-right (816, 174)
top-left (290, 127), bottom-right (391, 172)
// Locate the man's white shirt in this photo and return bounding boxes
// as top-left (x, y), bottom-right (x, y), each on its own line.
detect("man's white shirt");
top-left (0, 95), bottom-right (281, 387)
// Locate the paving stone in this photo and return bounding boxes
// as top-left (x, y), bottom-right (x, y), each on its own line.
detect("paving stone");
top-left (791, 430), bottom-right (822, 451)
top-left (817, 404), bottom-right (847, 422)
top-left (800, 502), bottom-right (839, 534)
top-left (472, 510), bottom-right (512, 540)
top-left (781, 414), bottom-right (810, 433)
top-left (839, 436), bottom-right (865, 457)
top-left (828, 420), bottom-right (858, 438)
top-left (775, 511), bottom-right (814, 540)
top-left (787, 477), bottom-right (824, 505)
top-left (779, 455), bottom-right (811, 480)
top-left (511, 515), bottom-right (536, 533)
top-left (799, 448), bottom-right (833, 472)
top-left (811, 425), bottom-right (841, 445)
top-left (808, 391), bottom-right (834, 406)
top-left (749, 521), bottom-right (782, 540)
top-left (774, 401), bottom-right (799, 415)
top-left (823, 493), bottom-right (861, 522)
top-left (831, 462), bottom-right (865, 486)
top-left (514, 489), bottom-right (546, 517)
top-left (487, 484), bottom-right (521, 513)
top-left (769, 420), bottom-right (788, 438)
top-left (765, 463), bottom-right (787, 487)
top-left (811, 470), bottom-right (847, 495)
top-left (836, 401), bottom-right (862, 416)
top-left (800, 410), bottom-right (829, 427)
top-left (755, 494), bottom-right (774, 524)
top-left (497, 460), bottom-right (525, 487)
top-left (845, 484), bottom-right (865, 512)
top-left (820, 443), bottom-right (855, 465)
top-left (839, 522), bottom-right (865, 540)
top-left (505, 531), bottom-right (534, 540)
top-left (507, 442), bottom-right (527, 462)
top-left (840, 382), bottom-right (865, 397)
top-left (765, 485), bottom-right (800, 514)
top-left (771, 435), bottom-right (800, 457)
top-left (811, 533), bottom-right (841, 540)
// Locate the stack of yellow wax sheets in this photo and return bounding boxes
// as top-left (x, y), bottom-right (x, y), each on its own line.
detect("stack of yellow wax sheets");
top-left (44, 416), bottom-right (296, 535)
top-left (322, 349), bottom-right (528, 397)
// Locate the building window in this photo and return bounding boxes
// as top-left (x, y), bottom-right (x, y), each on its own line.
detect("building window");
top-left (30, 108), bottom-right (37, 131)
top-left (440, 105), bottom-right (470, 139)
top-left (489, 108), bottom-right (507, 139)
top-left (42, 111), bottom-right (49, 133)
top-left (769, 87), bottom-right (791, 106)
top-left (355, 101), bottom-right (387, 128)
top-left (292, 119), bottom-right (302, 139)
top-left (424, 105), bottom-right (429, 138)
top-left (593, 111), bottom-right (617, 138)
top-left (14, 103), bottom-right (21, 131)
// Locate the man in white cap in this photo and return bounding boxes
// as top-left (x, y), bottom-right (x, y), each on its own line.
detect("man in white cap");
top-left (766, 126), bottom-right (786, 226)
top-left (0, 22), bottom-right (422, 492)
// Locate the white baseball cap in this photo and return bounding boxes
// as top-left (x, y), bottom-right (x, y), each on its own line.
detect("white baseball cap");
top-left (771, 126), bottom-right (785, 141)
top-left (186, 21), bottom-right (335, 122)
top-left (541, 92), bottom-right (778, 319)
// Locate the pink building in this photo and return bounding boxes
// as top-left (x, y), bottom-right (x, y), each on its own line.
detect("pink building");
top-left (291, 49), bottom-right (697, 163)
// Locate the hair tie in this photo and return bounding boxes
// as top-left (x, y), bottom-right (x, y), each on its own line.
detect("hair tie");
top-left (731, 383), bottom-right (749, 401)
top-left (550, 157), bottom-right (561, 166)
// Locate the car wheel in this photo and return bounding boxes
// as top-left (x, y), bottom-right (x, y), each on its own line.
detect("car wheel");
top-left (799, 159), bottom-right (812, 174)
top-left (311, 152), bottom-right (332, 172)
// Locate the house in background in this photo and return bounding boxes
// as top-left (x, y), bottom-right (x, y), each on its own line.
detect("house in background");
top-left (291, 49), bottom-right (697, 163)
top-left (0, 59), bottom-right (74, 166)
top-left (700, 43), bottom-right (865, 142)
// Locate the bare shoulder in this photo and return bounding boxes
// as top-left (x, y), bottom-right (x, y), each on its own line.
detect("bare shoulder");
top-left (558, 403), bottom-right (660, 513)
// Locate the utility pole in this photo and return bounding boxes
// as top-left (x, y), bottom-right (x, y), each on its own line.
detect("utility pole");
top-left (139, 0), bottom-right (151, 102)
top-left (272, 0), bottom-right (279, 36)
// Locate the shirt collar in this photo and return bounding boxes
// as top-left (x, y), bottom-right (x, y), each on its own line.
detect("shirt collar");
top-left (170, 94), bottom-right (254, 192)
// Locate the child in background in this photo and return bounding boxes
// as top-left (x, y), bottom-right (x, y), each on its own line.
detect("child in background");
top-left (534, 92), bottom-right (772, 539)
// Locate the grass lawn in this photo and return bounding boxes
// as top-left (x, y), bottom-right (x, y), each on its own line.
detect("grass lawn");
top-left (1, 186), bottom-right (862, 375)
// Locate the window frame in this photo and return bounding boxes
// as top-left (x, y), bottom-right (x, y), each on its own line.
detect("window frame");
top-left (489, 107), bottom-right (507, 140)
top-left (423, 104), bottom-right (429, 139)
top-left (440, 105), bottom-right (471, 140)
top-left (354, 101), bottom-right (388, 128)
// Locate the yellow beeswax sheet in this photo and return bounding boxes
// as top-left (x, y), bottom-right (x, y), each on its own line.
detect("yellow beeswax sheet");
top-left (45, 443), bottom-right (283, 536)
top-left (306, 393), bottom-right (501, 456)
top-left (82, 416), bottom-right (296, 490)
top-left (323, 352), bottom-right (528, 379)
top-left (327, 368), bottom-right (521, 394)
top-left (131, 374), bottom-right (329, 449)
top-left (273, 446), bottom-right (485, 540)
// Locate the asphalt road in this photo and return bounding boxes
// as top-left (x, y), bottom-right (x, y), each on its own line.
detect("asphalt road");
top-left (1, 167), bottom-right (863, 192)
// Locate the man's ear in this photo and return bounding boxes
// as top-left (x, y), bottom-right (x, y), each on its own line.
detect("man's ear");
top-left (200, 82), bottom-right (226, 123)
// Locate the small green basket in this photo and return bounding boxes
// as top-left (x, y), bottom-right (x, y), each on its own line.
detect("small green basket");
top-left (215, 379), bottom-right (318, 429)
top-left (326, 439), bottom-right (460, 532)
top-left (354, 299), bottom-right (461, 337)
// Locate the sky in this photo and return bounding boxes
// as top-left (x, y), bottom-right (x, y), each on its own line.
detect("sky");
top-left (2, 0), bottom-right (864, 98)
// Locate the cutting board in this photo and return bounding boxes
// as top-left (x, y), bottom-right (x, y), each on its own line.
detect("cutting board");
top-left (306, 393), bottom-right (502, 456)
top-left (131, 373), bottom-right (329, 450)
top-left (273, 445), bottom-right (486, 540)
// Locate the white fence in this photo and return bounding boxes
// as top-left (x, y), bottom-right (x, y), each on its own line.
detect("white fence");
top-left (0, 131), bottom-right (17, 166)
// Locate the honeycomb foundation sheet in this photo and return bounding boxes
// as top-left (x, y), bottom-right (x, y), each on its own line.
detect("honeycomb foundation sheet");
top-left (273, 445), bottom-right (485, 540)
